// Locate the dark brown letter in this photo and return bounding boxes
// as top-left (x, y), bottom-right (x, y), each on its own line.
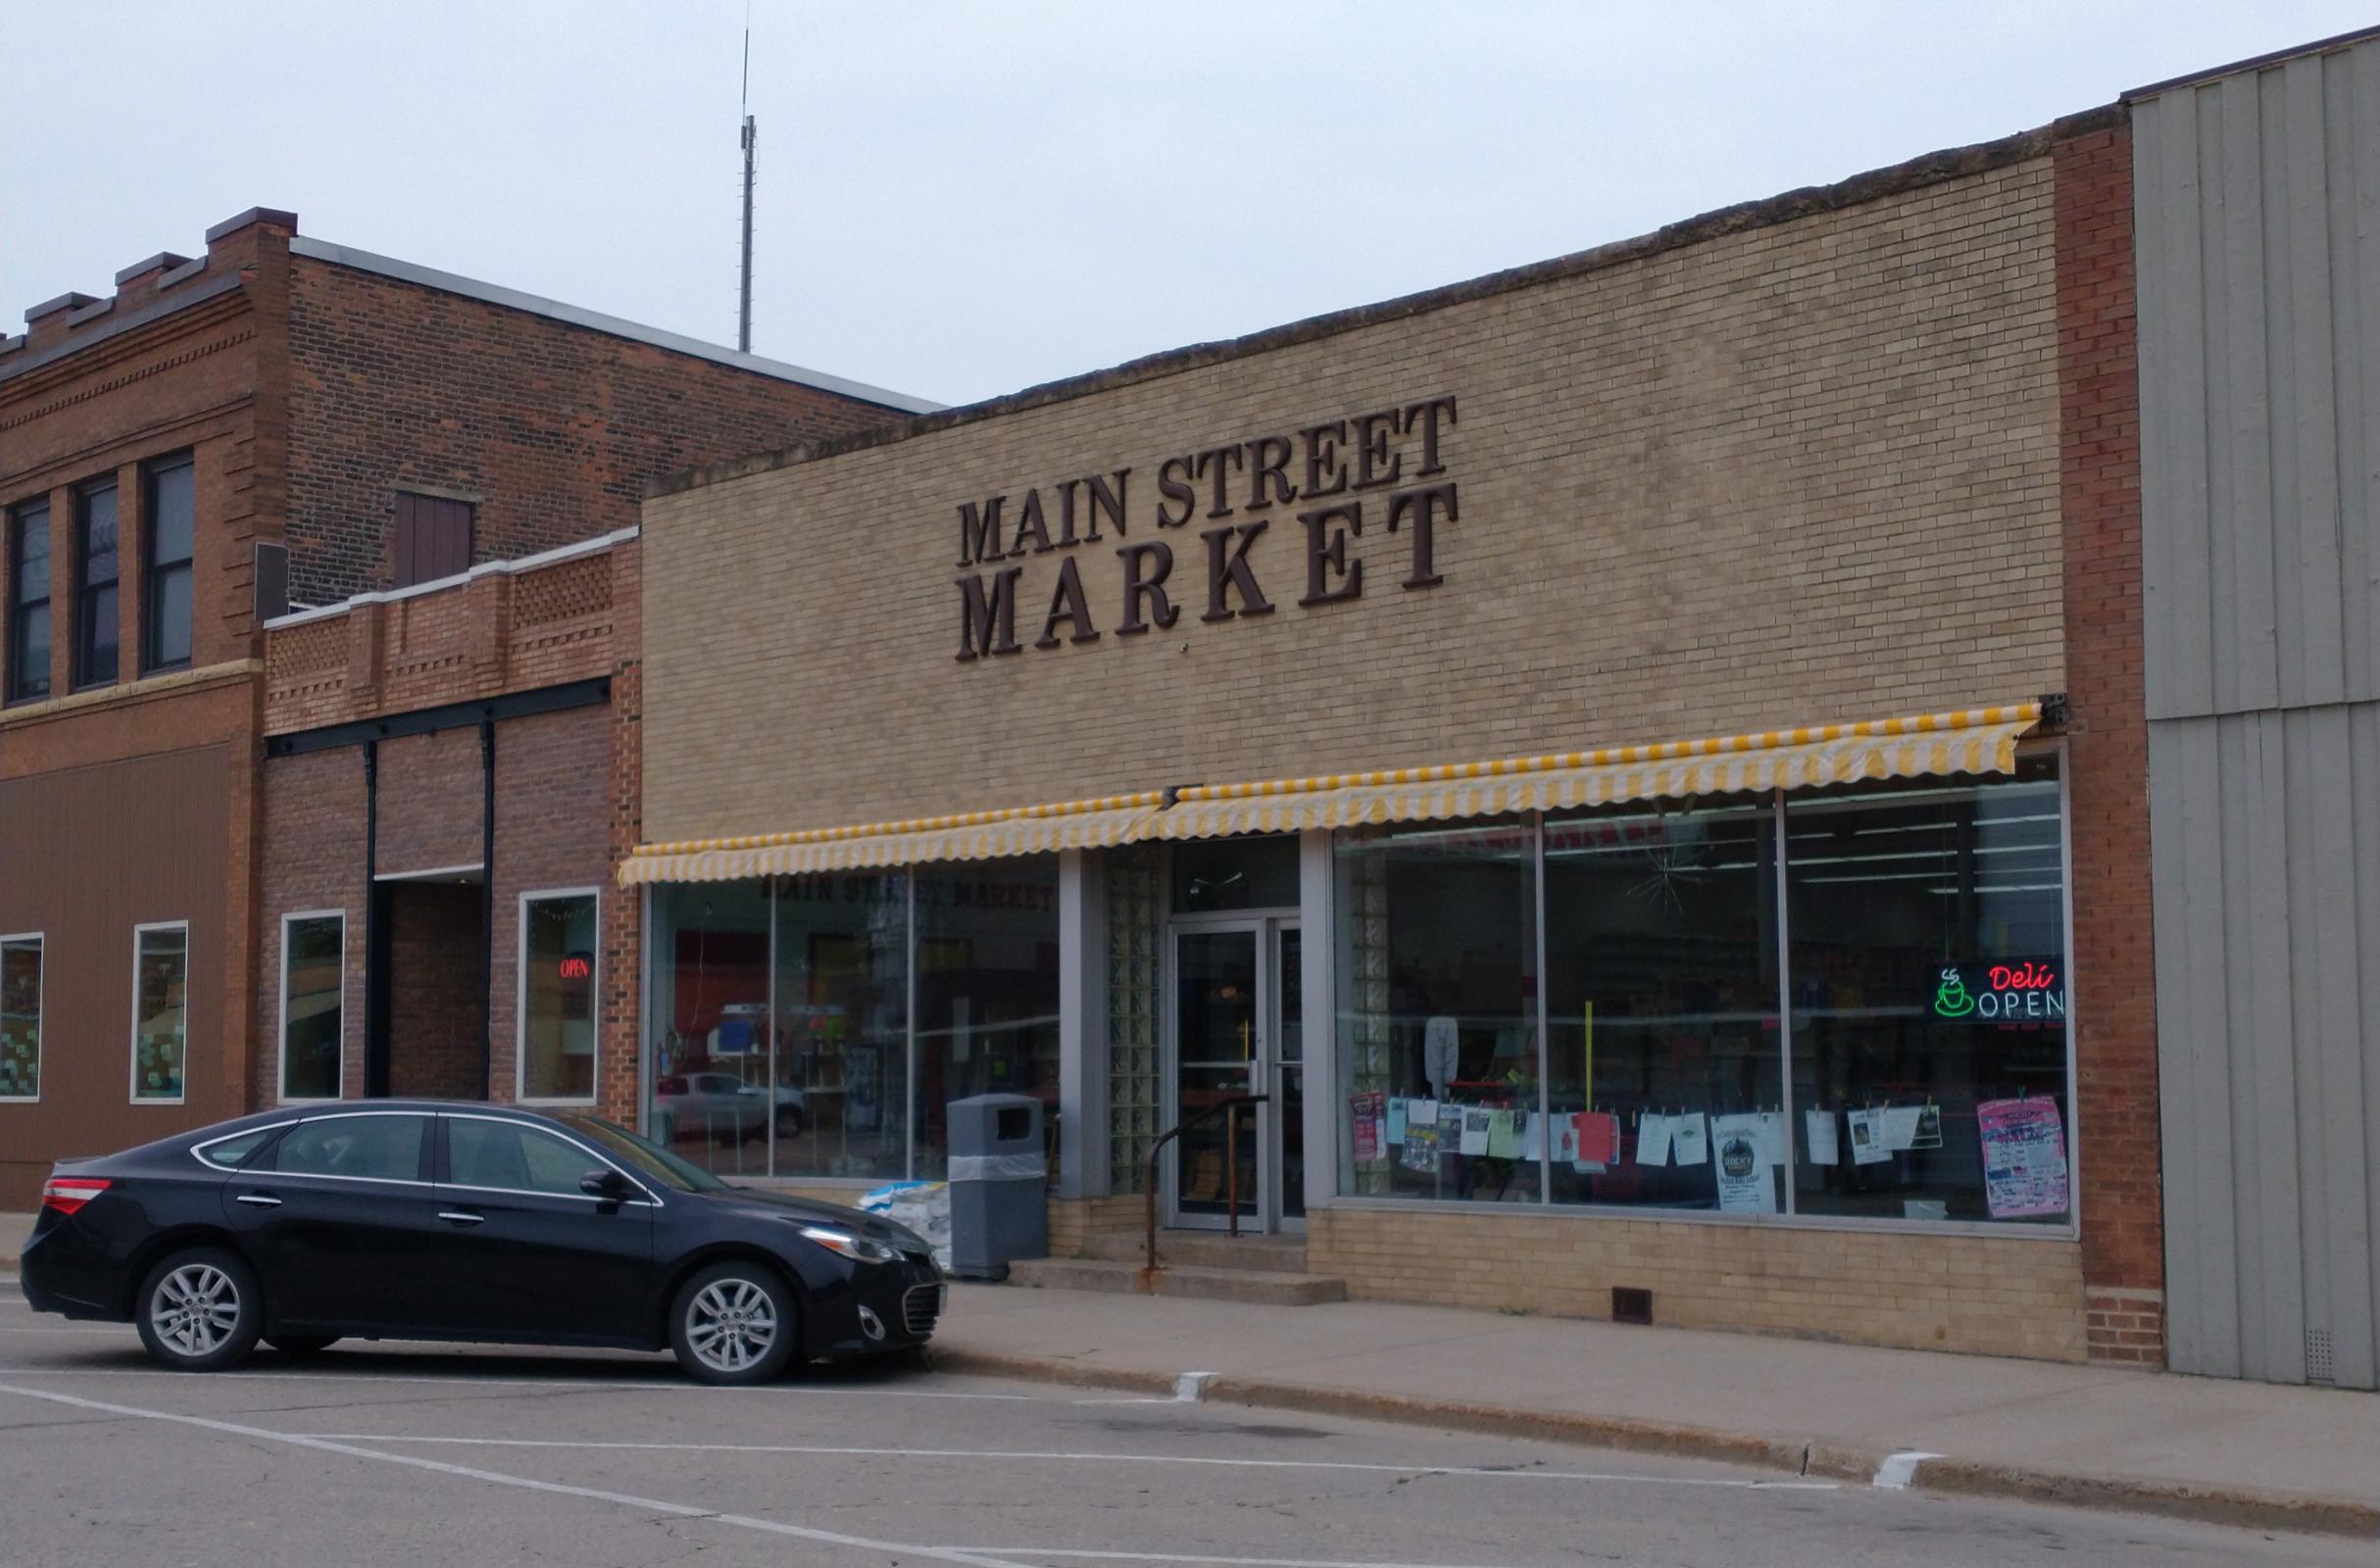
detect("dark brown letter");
top-left (957, 498), bottom-right (1007, 567)
top-left (1155, 457), bottom-right (1197, 527)
top-left (1116, 542), bottom-right (1179, 634)
top-left (1298, 502), bottom-right (1364, 606)
top-left (1403, 395), bottom-right (1459, 476)
top-left (1301, 420), bottom-right (1349, 498)
top-left (1246, 434), bottom-right (1297, 511)
top-left (1036, 556), bottom-right (1100, 647)
top-left (1084, 469), bottom-right (1129, 541)
top-left (1200, 520), bottom-right (1276, 622)
top-left (1193, 443), bottom-right (1246, 518)
top-left (955, 567), bottom-right (1024, 660)
top-left (1385, 481), bottom-right (1458, 588)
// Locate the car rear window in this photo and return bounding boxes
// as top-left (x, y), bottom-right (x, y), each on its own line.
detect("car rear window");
top-left (193, 1126), bottom-right (279, 1169)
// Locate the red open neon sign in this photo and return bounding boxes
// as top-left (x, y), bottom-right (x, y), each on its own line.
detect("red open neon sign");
top-left (557, 955), bottom-right (593, 982)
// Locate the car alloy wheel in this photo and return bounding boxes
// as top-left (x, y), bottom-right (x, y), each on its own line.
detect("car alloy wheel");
top-left (669, 1261), bottom-right (798, 1385)
top-left (133, 1247), bottom-right (263, 1372)
top-left (687, 1279), bottom-right (776, 1372)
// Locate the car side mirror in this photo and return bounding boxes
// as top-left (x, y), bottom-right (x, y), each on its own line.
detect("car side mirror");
top-left (580, 1168), bottom-right (631, 1200)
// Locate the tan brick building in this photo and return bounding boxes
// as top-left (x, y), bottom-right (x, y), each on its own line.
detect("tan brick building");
top-left (623, 106), bottom-right (2163, 1367)
top-left (0, 208), bottom-right (927, 1206)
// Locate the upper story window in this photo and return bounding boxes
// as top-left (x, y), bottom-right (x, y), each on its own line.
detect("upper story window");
top-left (142, 455), bottom-right (195, 673)
top-left (6, 500), bottom-right (50, 703)
top-left (74, 478), bottom-right (120, 689)
top-left (392, 492), bottom-right (474, 588)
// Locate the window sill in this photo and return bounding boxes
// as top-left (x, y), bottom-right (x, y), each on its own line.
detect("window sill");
top-left (0, 658), bottom-right (260, 728)
top-left (1313, 1192), bottom-right (2079, 1243)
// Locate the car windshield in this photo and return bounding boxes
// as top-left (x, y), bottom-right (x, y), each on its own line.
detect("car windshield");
top-left (555, 1114), bottom-right (727, 1194)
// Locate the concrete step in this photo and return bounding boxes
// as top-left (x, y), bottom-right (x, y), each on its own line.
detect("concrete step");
top-left (1008, 1256), bottom-right (1347, 1306)
top-left (1081, 1230), bottom-right (1309, 1273)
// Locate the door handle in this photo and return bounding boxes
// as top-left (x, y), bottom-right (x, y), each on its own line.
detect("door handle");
top-left (437, 1210), bottom-right (486, 1225)
top-left (234, 1194), bottom-right (282, 1207)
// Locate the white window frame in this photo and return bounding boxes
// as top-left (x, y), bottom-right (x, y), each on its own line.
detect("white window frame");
top-left (276, 909), bottom-right (348, 1104)
top-left (516, 886), bottom-right (600, 1106)
top-left (128, 919), bottom-right (191, 1105)
top-left (0, 930), bottom-right (44, 1103)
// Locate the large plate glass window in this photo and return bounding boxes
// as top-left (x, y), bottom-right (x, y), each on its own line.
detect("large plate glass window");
top-left (1332, 819), bottom-right (1540, 1203)
top-left (519, 890), bottom-right (599, 1102)
top-left (914, 858), bottom-right (1060, 1179)
top-left (130, 922), bottom-right (188, 1102)
top-left (648, 880), bottom-right (773, 1175)
top-left (0, 934), bottom-right (40, 1101)
top-left (142, 455), bottom-right (195, 673)
top-left (1543, 802), bottom-right (1782, 1212)
top-left (1787, 760), bottom-right (2070, 1224)
top-left (6, 500), bottom-right (50, 703)
top-left (279, 912), bottom-right (345, 1102)
top-left (770, 872), bottom-right (909, 1179)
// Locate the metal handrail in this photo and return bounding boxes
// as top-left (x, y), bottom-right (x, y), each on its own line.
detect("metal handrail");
top-left (1142, 1093), bottom-right (1269, 1282)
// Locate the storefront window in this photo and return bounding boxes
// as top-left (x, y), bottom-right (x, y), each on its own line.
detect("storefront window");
top-left (772, 872), bottom-right (909, 1179)
top-left (1544, 804), bottom-right (1782, 1212)
top-left (1327, 756), bottom-right (2071, 1229)
top-left (1333, 820), bottom-right (1539, 1204)
top-left (915, 858), bottom-right (1061, 1178)
top-left (1172, 833), bottom-right (1299, 912)
top-left (0, 935), bottom-right (40, 1101)
top-left (520, 891), bottom-right (598, 1102)
top-left (279, 913), bottom-right (344, 1102)
top-left (649, 880), bottom-right (774, 1174)
top-left (1787, 763), bottom-right (2070, 1224)
top-left (131, 922), bottom-right (187, 1102)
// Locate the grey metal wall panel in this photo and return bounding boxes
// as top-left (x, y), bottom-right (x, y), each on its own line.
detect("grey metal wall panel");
top-left (2137, 37), bottom-right (2380, 721)
top-left (2151, 705), bottom-right (2380, 1388)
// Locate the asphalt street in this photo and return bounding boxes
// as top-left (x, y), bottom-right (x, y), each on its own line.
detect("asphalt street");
top-left (0, 1284), bottom-right (2360, 1568)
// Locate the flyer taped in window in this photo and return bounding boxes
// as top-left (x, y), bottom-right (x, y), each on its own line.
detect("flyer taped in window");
top-left (1976, 1097), bottom-right (2069, 1218)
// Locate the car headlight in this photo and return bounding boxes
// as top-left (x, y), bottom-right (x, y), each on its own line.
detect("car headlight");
top-left (799, 1226), bottom-right (901, 1264)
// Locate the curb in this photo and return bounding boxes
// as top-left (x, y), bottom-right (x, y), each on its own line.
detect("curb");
top-left (925, 1348), bottom-right (2379, 1541)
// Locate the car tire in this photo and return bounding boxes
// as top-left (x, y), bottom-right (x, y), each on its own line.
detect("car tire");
top-left (775, 1107), bottom-right (805, 1136)
top-left (668, 1261), bottom-right (799, 1386)
top-left (133, 1248), bottom-right (264, 1373)
top-left (265, 1334), bottom-right (340, 1355)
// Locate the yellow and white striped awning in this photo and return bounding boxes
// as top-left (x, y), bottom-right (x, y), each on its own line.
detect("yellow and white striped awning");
top-left (620, 702), bottom-right (2041, 885)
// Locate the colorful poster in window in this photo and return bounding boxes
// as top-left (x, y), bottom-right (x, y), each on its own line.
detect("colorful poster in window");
top-left (1351, 1092), bottom-right (1386, 1162)
top-left (1401, 1124), bottom-right (1439, 1171)
top-left (1712, 1114), bottom-right (1776, 1213)
top-left (1846, 1106), bottom-right (1892, 1165)
top-left (1486, 1109), bottom-right (1520, 1159)
top-left (1575, 1110), bottom-right (1619, 1166)
top-left (1459, 1107), bottom-right (1492, 1155)
top-left (1976, 1097), bottom-right (2069, 1218)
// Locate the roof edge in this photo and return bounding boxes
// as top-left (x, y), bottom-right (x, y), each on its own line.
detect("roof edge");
top-left (647, 105), bottom-right (2120, 502)
top-left (285, 236), bottom-right (943, 416)
top-left (2124, 23), bottom-right (2379, 101)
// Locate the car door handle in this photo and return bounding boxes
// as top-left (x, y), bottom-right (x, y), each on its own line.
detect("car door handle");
top-left (437, 1210), bottom-right (486, 1225)
top-left (234, 1194), bottom-right (282, 1207)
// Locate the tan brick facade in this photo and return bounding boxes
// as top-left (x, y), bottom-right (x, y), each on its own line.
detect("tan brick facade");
top-left (643, 153), bottom-right (2064, 844)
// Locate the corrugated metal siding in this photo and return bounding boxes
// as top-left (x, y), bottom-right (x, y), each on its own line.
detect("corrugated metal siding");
top-left (2137, 34), bottom-right (2380, 1389)
top-left (2134, 38), bottom-right (2379, 719)
top-left (2149, 706), bottom-right (2380, 1387)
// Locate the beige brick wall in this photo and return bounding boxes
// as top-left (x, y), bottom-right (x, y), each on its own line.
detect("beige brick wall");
top-left (1310, 1206), bottom-right (2087, 1361)
top-left (642, 159), bottom-right (2063, 844)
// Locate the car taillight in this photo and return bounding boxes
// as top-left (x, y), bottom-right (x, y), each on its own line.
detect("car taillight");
top-left (41, 1177), bottom-right (110, 1216)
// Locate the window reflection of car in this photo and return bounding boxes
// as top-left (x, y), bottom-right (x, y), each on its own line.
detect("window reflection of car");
top-left (653, 1072), bottom-right (768, 1144)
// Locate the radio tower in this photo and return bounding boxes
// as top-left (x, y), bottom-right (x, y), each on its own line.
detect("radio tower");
top-left (737, 17), bottom-right (756, 354)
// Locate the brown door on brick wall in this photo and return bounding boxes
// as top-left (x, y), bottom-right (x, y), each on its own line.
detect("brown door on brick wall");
top-left (393, 493), bottom-right (474, 588)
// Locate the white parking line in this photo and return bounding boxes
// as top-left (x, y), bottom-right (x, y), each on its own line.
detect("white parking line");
top-left (293, 1432), bottom-right (1840, 1491)
top-left (0, 1382), bottom-right (1038, 1568)
top-left (956, 1553), bottom-right (1558, 1568)
top-left (0, 1364), bottom-right (1039, 1400)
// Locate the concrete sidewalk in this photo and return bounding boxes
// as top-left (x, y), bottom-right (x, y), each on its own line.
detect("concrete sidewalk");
top-left (935, 1280), bottom-right (2379, 1538)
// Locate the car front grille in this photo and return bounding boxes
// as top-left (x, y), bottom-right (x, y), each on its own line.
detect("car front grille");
top-left (902, 1283), bottom-right (944, 1338)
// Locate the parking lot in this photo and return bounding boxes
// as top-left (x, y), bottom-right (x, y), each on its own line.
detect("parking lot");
top-left (0, 1286), bottom-right (2360, 1568)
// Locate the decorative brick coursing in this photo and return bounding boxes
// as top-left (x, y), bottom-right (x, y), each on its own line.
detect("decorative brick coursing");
top-left (1310, 1207), bottom-right (2089, 1361)
top-left (2054, 119), bottom-right (2165, 1368)
top-left (282, 259), bottom-right (907, 608)
top-left (643, 158), bottom-right (2068, 843)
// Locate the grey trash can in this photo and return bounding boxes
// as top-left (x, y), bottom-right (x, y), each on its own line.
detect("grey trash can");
top-left (946, 1093), bottom-right (1048, 1281)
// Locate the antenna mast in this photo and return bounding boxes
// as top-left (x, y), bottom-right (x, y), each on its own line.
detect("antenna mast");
top-left (738, 18), bottom-right (756, 354)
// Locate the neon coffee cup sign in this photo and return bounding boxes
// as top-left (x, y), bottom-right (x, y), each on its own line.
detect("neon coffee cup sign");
top-left (1930, 960), bottom-right (2065, 1023)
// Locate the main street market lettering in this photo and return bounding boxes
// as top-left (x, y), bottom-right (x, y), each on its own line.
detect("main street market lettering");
top-left (952, 394), bottom-right (1460, 662)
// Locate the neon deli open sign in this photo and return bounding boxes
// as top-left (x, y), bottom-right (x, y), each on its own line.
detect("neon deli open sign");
top-left (1930, 960), bottom-right (2065, 1024)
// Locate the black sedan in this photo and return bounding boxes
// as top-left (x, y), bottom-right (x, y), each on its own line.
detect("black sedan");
top-left (19, 1102), bottom-right (944, 1385)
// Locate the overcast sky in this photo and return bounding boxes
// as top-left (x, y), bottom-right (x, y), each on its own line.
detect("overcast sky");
top-left (4, 2), bottom-right (2371, 408)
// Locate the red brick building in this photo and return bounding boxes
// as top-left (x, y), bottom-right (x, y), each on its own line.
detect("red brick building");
top-left (0, 208), bottom-right (927, 1206)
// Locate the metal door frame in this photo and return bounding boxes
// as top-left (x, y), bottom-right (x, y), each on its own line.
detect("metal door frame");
top-left (1163, 909), bottom-right (1299, 1233)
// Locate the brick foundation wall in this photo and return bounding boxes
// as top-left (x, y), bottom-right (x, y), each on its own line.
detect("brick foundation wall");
top-left (1309, 1207), bottom-right (2088, 1361)
top-left (283, 260), bottom-right (910, 607)
top-left (1047, 1196), bottom-right (1147, 1257)
top-left (2054, 118), bottom-right (2165, 1367)
top-left (385, 881), bottom-right (486, 1099)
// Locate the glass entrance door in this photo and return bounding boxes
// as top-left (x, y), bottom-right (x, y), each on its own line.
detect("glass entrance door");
top-left (1168, 919), bottom-right (1301, 1232)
